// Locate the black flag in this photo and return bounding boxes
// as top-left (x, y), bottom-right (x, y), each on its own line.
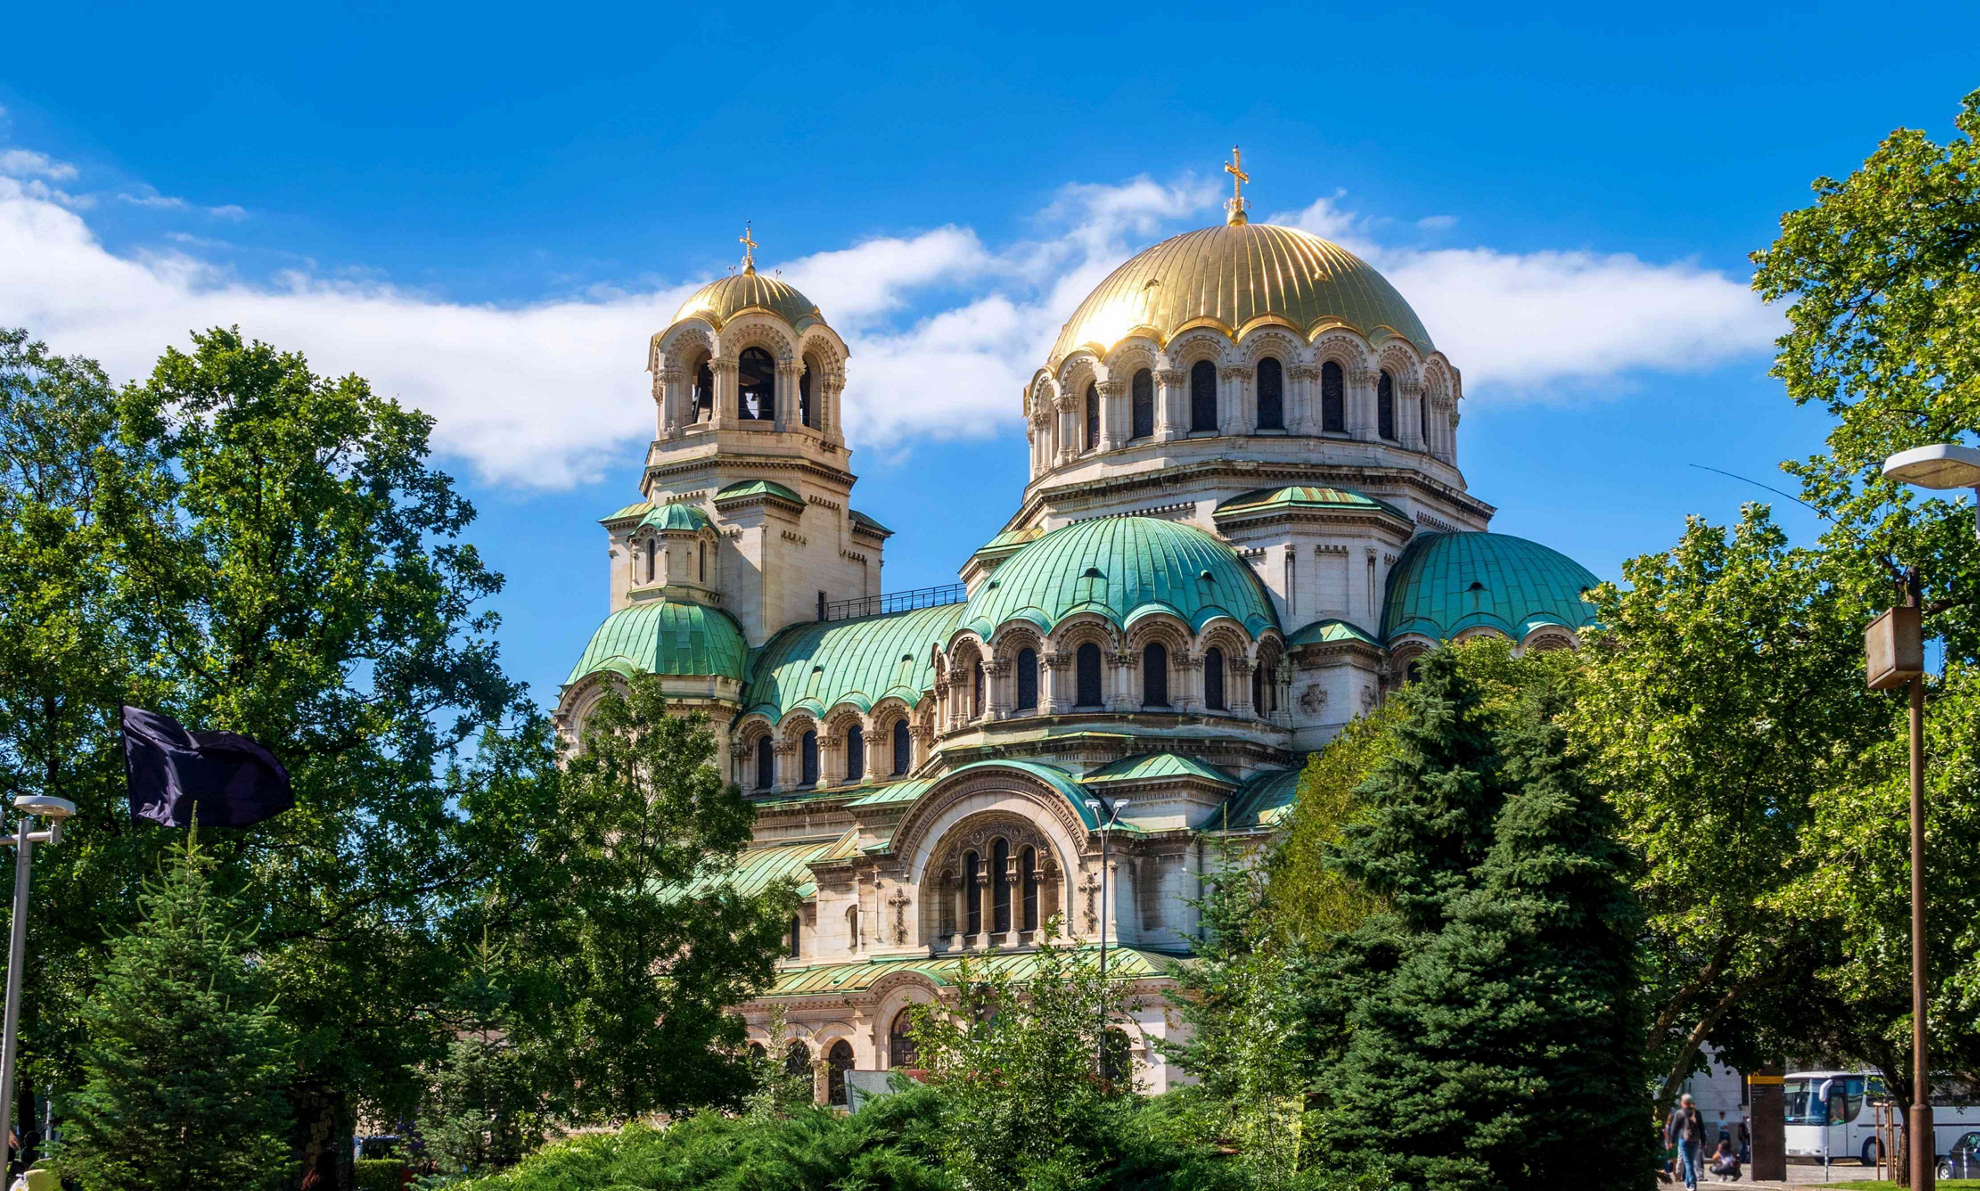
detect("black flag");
top-left (121, 706), bottom-right (293, 828)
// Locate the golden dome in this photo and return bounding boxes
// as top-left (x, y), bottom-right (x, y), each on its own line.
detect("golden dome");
top-left (673, 271), bottom-right (823, 332)
top-left (1048, 222), bottom-right (1432, 365)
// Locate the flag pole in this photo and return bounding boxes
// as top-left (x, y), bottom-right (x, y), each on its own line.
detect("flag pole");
top-left (0, 795), bottom-right (75, 1179)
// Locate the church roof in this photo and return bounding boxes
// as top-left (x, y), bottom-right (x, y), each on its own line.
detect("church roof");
top-left (715, 479), bottom-right (805, 510)
top-left (637, 502), bottom-right (712, 533)
top-left (1217, 767), bottom-right (1302, 830)
top-left (742, 602), bottom-right (966, 721)
top-left (1082, 752), bottom-right (1237, 788)
top-left (1213, 485), bottom-right (1411, 524)
top-left (1381, 532), bottom-right (1600, 644)
top-left (769, 944), bottom-right (1186, 996)
top-left (565, 600), bottom-right (749, 686)
top-left (673, 271), bottom-right (823, 332)
top-left (957, 516), bottom-right (1279, 641)
top-left (1286, 617), bottom-right (1379, 648)
top-left (1048, 221), bottom-right (1433, 366)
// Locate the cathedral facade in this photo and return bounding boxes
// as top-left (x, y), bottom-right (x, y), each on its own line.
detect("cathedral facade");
top-left (558, 187), bottom-right (1601, 1102)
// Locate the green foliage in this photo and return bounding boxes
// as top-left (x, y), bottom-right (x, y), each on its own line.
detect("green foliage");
top-left (1296, 649), bottom-right (1652, 1190)
top-left (61, 834), bottom-right (292, 1191)
top-left (355, 1159), bottom-right (410, 1191)
top-left (1266, 699), bottom-right (1399, 942)
top-left (492, 673), bottom-right (792, 1120)
top-left (416, 934), bottom-right (544, 1179)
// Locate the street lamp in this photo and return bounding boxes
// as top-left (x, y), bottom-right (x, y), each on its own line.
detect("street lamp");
top-left (1872, 442), bottom-right (1980, 1191)
top-left (0, 794), bottom-right (74, 1175)
top-left (1083, 797), bottom-right (1129, 1073)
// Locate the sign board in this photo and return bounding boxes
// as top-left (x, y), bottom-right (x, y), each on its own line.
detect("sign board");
top-left (1751, 1066), bottom-right (1786, 1181)
top-left (1866, 606), bottom-right (1924, 690)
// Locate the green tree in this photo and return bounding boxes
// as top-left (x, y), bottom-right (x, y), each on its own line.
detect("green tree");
top-left (493, 674), bottom-right (792, 1121)
top-left (416, 934), bottom-right (543, 1181)
top-left (1266, 699), bottom-right (1399, 944)
top-left (62, 832), bottom-right (291, 1191)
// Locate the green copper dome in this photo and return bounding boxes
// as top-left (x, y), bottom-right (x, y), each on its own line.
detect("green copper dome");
top-left (743, 602), bottom-right (966, 721)
top-left (637, 502), bottom-right (712, 533)
top-left (958, 517), bottom-right (1279, 640)
top-left (566, 600), bottom-right (749, 686)
top-left (1381, 532), bottom-right (1599, 644)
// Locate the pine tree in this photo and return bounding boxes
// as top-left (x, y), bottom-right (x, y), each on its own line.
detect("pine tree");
top-left (62, 833), bottom-right (291, 1191)
top-left (417, 934), bottom-right (542, 1180)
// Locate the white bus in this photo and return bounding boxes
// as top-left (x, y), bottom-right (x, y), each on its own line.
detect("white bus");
top-left (1783, 1070), bottom-right (1980, 1165)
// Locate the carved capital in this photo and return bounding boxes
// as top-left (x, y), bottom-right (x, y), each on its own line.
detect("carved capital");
top-left (1154, 369), bottom-right (1184, 387)
top-left (1045, 650), bottom-right (1072, 670)
top-left (986, 658), bottom-right (1012, 677)
top-left (1096, 379), bottom-right (1126, 398)
top-left (1110, 652), bottom-right (1137, 668)
top-left (658, 368), bottom-right (686, 385)
top-left (1350, 368), bottom-right (1376, 386)
top-left (1222, 365), bottom-right (1254, 382)
top-left (1288, 364), bottom-right (1320, 381)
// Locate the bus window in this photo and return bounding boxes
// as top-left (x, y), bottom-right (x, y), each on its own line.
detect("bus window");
top-left (1841, 1077), bottom-right (1866, 1122)
top-left (1782, 1078), bottom-right (1826, 1125)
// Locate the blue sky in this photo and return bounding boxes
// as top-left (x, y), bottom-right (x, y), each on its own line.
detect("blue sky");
top-left (2, 2), bottom-right (1976, 709)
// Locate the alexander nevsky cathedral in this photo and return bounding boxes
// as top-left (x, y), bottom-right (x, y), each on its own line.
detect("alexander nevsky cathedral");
top-left (557, 161), bottom-right (1600, 1104)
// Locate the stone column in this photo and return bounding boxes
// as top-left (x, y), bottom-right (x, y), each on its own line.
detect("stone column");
top-left (1348, 368), bottom-right (1376, 442)
top-left (823, 376), bottom-right (846, 446)
top-left (1055, 393), bottom-right (1078, 466)
top-left (1400, 379), bottom-right (1425, 451)
top-left (656, 367), bottom-right (684, 435)
top-left (709, 357), bottom-right (738, 430)
top-left (1175, 651), bottom-right (1203, 713)
top-left (1221, 365), bottom-right (1251, 435)
top-left (911, 722), bottom-right (935, 770)
top-left (1289, 364), bottom-right (1319, 434)
top-left (1097, 379), bottom-right (1125, 450)
top-left (774, 362), bottom-right (803, 432)
top-left (1154, 369), bottom-right (1183, 441)
top-left (773, 740), bottom-right (797, 792)
top-left (987, 657), bottom-right (1013, 721)
top-left (1044, 650), bottom-right (1072, 713)
top-left (1230, 657), bottom-right (1256, 715)
top-left (1108, 650), bottom-right (1137, 711)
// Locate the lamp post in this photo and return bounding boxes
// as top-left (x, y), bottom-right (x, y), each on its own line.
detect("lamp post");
top-left (1083, 797), bottom-right (1129, 1073)
top-left (0, 794), bottom-right (75, 1178)
top-left (1874, 443), bottom-right (1980, 1191)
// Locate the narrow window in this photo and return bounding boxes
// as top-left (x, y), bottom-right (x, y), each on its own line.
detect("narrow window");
top-left (1321, 360), bottom-right (1345, 433)
top-left (738, 346), bottom-right (776, 421)
top-left (1015, 647), bottom-right (1038, 711)
top-left (1263, 663), bottom-right (1277, 713)
top-left (972, 661), bottom-right (986, 719)
top-left (1142, 642), bottom-right (1169, 707)
top-left (1020, 846), bottom-right (1038, 931)
top-left (643, 539), bottom-right (656, 584)
top-left (846, 725), bottom-right (864, 782)
top-left (1131, 369), bottom-right (1154, 439)
top-left (828, 1040), bottom-right (853, 1107)
top-left (800, 730), bottom-right (818, 786)
top-left (694, 360), bottom-right (714, 421)
top-left (965, 851), bottom-right (982, 935)
top-left (1204, 647), bottom-right (1226, 711)
top-left (1378, 369), bottom-right (1396, 441)
top-left (799, 364), bottom-right (814, 428)
top-left (890, 1008), bottom-right (918, 1068)
top-left (992, 839), bottom-right (1011, 933)
top-left (1420, 391), bottom-right (1431, 448)
top-left (1189, 360), bottom-right (1217, 432)
top-left (892, 719), bottom-right (911, 775)
top-left (1075, 643), bottom-right (1103, 707)
top-left (1256, 357), bottom-right (1284, 430)
top-left (1084, 382), bottom-right (1100, 451)
top-left (756, 736), bottom-right (774, 790)
top-left (846, 904), bottom-right (860, 953)
top-left (787, 914), bottom-right (802, 959)
top-left (698, 542), bottom-right (706, 581)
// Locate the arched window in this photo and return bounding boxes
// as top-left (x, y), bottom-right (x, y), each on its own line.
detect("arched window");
top-left (1020, 845), bottom-right (1039, 932)
top-left (1084, 382), bottom-right (1100, 451)
top-left (827, 1040), bottom-right (853, 1107)
top-left (1142, 642), bottom-right (1169, 707)
top-left (1377, 369), bottom-right (1396, 441)
top-left (693, 359), bottom-right (714, 421)
top-left (846, 904), bottom-right (860, 953)
top-left (971, 661), bottom-right (986, 719)
top-left (1321, 360), bottom-right (1345, 433)
top-left (1204, 647), bottom-right (1226, 711)
top-left (643, 539), bottom-right (656, 584)
top-left (1256, 357), bottom-right (1284, 430)
top-left (991, 839), bottom-right (1011, 933)
top-left (755, 736), bottom-right (774, 791)
top-left (787, 914), bottom-right (802, 959)
top-left (890, 1008), bottom-right (918, 1069)
top-left (784, 1039), bottom-right (810, 1077)
top-left (1130, 369), bottom-right (1154, 439)
top-left (1100, 1028), bottom-right (1132, 1085)
top-left (1189, 360), bottom-right (1217, 432)
top-left (738, 346), bottom-right (776, 421)
top-left (1015, 648), bottom-right (1038, 711)
top-left (1075, 643), bottom-right (1103, 708)
top-left (799, 363), bottom-right (814, 428)
top-left (800, 731), bottom-right (819, 787)
top-left (846, 725), bottom-right (864, 782)
top-left (964, 851), bottom-right (982, 936)
top-left (891, 719), bottom-right (911, 775)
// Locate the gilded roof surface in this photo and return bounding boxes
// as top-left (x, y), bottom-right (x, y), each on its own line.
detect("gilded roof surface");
top-left (958, 516), bottom-right (1279, 640)
top-left (742, 602), bottom-right (965, 720)
top-left (565, 600), bottom-right (749, 685)
top-left (1381, 532), bottom-right (1600, 644)
top-left (1214, 485), bottom-right (1412, 524)
top-left (769, 944), bottom-right (1185, 996)
top-left (1048, 222), bottom-right (1433, 365)
top-left (673, 272), bottom-right (822, 331)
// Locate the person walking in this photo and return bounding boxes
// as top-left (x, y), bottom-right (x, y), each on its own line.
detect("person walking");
top-left (1666, 1094), bottom-right (1708, 1189)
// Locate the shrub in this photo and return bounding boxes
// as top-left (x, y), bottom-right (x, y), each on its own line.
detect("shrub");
top-left (354, 1158), bottom-right (408, 1191)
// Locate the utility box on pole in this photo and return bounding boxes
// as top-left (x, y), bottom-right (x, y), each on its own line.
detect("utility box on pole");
top-left (1867, 605), bottom-right (1925, 690)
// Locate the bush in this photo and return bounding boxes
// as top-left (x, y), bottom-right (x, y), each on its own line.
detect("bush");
top-left (355, 1158), bottom-right (408, 1191)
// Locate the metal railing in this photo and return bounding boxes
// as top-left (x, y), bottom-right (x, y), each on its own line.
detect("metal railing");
top-left (822, 583), bottom-right (966, 622)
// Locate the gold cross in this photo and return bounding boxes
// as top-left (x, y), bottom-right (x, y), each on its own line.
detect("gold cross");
top-left (1224, 146), bottom-right (1250, 224)
top-left (739, 222), bottom-right (758, 274)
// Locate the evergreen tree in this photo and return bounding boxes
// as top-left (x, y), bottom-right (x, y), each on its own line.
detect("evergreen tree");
top-left (62, 833), bottom-right (292, 1191)
top-left (417, 934), bottom-right (542, 1181)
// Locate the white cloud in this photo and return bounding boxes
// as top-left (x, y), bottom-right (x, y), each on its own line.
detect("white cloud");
top-left (0, 149), bottom-right (77, 181)
top-left (1417, 214), bottom-right (1457, 231)
top-left (0, 151), bottom-right (1778, 490)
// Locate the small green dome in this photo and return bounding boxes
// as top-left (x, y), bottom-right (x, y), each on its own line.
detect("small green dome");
top-left (1381, 532), bottom-right (1599, 644)
top-left (637, 502), bottom-right (711, 534)
top-left (958, 517), bottom-right (1279, 641)
top-left (566, 601), bottom-right (748, 686)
